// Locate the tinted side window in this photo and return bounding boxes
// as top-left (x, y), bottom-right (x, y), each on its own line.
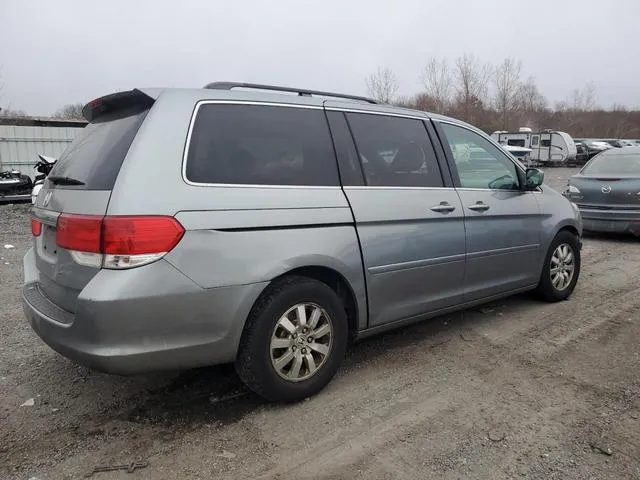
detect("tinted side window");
top-left (345, 113), bottom-right (443, 188)
top-left (185, 104), bottom-right (339, 186)
top-left (439, 122), bottom-right (520, 190)
top-left (541, 139), bottom-right (551, 147)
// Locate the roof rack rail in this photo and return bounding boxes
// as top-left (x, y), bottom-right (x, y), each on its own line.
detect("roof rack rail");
top-left (203, 81), bottom-right (379, 105)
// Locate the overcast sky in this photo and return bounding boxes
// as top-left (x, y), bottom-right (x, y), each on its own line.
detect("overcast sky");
top-left (1, 0), bottom-right (639, 116)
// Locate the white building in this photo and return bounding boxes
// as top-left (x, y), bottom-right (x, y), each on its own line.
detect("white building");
top-left (0, 117), bottom-right (86, 179)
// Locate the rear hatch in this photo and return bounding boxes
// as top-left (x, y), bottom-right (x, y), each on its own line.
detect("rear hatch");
top-left (31, 89), bottom-right (155, 313)
top-left (570, 175), bottom-right (640, 210)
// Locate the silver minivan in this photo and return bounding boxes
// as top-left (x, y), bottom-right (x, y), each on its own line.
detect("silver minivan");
top-left (23, 82), bottom-right (583, 402)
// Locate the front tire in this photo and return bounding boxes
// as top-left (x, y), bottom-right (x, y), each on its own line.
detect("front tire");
top-left (235, 276), bottom-right (348, 402)
top-left (536, 230), bottom-right (581, 302)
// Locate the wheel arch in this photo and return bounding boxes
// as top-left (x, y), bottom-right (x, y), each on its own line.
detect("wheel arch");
top-left (545, 219), bottom-right (582, 252)
top-left (241, 261), bottom-right (364, 347)
top-left (557, 224), bottom-right (580, 238)
top-left (536, 221), bottom-right (582, 284)
top-left (273, 265), bottom-right (360, 342)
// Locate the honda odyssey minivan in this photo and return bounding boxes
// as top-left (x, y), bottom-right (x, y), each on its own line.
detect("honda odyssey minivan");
top-left (24, 82), bottom-right (582, 402)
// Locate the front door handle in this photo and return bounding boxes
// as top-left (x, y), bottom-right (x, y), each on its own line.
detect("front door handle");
top-left (430, 202), bottom-right (456, 213)
top-left (468, 201), bottom-right (490, 212)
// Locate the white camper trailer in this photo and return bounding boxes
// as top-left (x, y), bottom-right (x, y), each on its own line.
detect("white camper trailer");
top-left (491, 128), bottom-right (577, 165)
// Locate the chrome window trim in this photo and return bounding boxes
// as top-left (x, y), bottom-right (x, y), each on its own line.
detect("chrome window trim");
top-left (181, 100), bottom-right (336, 189)
top-left (326, 107), bottom-right (430, 122)
top-left (344, 186), bottom-right (454, 191)
top-left (455, 187), bottom-right (541, 194)
top-left (181, 101), bottom-right (541, 192)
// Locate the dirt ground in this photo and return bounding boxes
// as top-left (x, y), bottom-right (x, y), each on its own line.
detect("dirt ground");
top-left (1, 168), bottom-right (639, 480)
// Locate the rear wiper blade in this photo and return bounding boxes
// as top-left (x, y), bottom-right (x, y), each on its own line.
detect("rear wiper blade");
top-left (47, 176), bottom-right (85, 186)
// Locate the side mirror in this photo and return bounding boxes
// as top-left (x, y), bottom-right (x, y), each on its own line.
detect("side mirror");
top-left (525, 168), bottom-right (544, 189)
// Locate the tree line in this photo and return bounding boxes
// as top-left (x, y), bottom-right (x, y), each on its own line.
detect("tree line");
top-left (2, 62), bottom-right (639, 137)
top-left (365, 55), bottom-right (640, 138)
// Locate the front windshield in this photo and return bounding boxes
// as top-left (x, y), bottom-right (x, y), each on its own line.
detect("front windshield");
top-left (582, 154), bottom-right (640, 175)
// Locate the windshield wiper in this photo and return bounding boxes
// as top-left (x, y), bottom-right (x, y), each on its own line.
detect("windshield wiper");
top-left (47, 176), bottom-right (86, 186)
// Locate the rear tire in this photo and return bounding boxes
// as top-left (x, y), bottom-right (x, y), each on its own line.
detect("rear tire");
top-left (235, 276), bottom-right (348, 403)
top-left (536, 230), bottom-right (581, 302)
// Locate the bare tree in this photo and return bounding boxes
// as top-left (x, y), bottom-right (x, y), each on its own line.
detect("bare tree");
top-left (365, 66), bottom-right (399, 104)
top-left (510, 76), bottom-right (548, 130)
top-left (453, 53), bottom-right (492, 122)
top-left (420, 57), bottom-right (452, 113)
top-left (493, 57), bottom-right (522, 129)
top-left (516, 76), bottom-right (547, 112)
top-left (395, 92), bottom-right (438, 112)
top-left (570, 81), bottom-right (597, 111)
top-left (54, 103), bottom-right (85, 120)
top-left (0, 108), bottom-right (27, 117)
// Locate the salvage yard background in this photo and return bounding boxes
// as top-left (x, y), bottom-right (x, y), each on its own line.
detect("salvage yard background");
top-left (1, 168), bottom-right (639, 480)
top-left (0, 118), bottom-right (85, 177)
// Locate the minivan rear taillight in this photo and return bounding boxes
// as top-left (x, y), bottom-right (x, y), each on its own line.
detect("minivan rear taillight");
top-left (31, 218), bottom-right (42, 237)
top-left (56, 214), bottom-right (184, 269)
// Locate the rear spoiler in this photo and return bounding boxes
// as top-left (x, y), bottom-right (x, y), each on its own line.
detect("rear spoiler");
top-left (82, 89), bottom-right (156, 122)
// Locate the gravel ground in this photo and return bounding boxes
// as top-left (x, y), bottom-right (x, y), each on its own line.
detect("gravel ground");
top-left (1, 168), bottom-right (639, 480)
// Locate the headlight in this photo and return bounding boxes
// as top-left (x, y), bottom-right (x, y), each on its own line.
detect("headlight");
top-left (567, 185), bottom-right (581, 194)
top-left (570, 202), bottom-right (582, 222)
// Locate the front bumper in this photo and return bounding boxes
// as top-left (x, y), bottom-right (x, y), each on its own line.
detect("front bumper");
top-left (22, 248), bottom-right (268, 374)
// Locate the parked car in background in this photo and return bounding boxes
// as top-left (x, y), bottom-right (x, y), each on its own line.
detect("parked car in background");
top-left (564, 146), bottom-right (640, 235)
top-left (601, 139), bottom-right (624, 148)
top-left (0, 168), bottom-right (32, 202)
top-left (501, 144), bottom-right (532, 167)
top-left (572, 141), bottom-right (591, 164)
top-left (24, 82), bottom-right (583, 402)
top-left (575, 139), bottom-right (613, 159)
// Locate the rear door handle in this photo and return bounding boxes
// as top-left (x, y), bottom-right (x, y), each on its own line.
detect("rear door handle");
top-left (468, 202), bottom-right (490, 212)
top-left (430, 202), bottom-right (456, 213)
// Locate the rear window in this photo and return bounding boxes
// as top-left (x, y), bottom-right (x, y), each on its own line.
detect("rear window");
top-left (582, 154), bottom-right (640, 175)
top-left (48, 105), bottom-right (148, 190)
top-left (185, 104), bottom-right (339, 186)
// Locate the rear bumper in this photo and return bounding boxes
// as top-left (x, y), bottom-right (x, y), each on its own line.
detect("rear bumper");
top-left (22, 248), bottom-right (268, 374)
top-left (578, 208), bottom-right (640, 235)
